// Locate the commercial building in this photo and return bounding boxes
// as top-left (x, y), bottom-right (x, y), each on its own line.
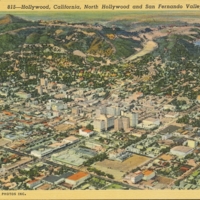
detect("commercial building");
top-left (62, 136), bottom-right (79, 144)
top-left (122, 117), bottom-right (130, 131)
top-left (114, 117), bottom-right (130, 131)
top-left (132, 130), bottom-right (146, 138)
top-left (65, 172), bottom-right (91, 188)
top-left (96, 105), bottom-right (120, 117)
top-left (79, 128), bottom-right (94, 137)
top-left (26, 179), bottom-right (41, 189)
top-left (123, 112), bottom-right (138, 127)
top-left (48, 142), bottom-right (66, 150)
top-left (31, 148), bottom-right (53, 158)
top-left (105, 106), bottom-right (116, 116)
top-left (94, 114), bottom-right (114, 132)
top-left (109, 149), bottom-right (124, 160)
top-left (85, 141), bottom-right (103, 152)
top-left (51, 147), bottom-right (96, 167)
top-left (159, 125), bottom-right (180, 135)
top-left (170, 146), bottom-right (193, 157)
top-left (142, 118), bottom-right (160, 126)
top-left (43, 172), bottom-right (73, 185)
top-left (106, 106), bottom-right (120, 116)
top-left (142, 170), bottom-right (155, 180)
top-left (106, 115), bottom-right (115, 130)
top-left (93, 119), bottom-right (105, 132)
top-left (96, 106), bottom-right (106, 117)
top-left (161, 133), bottom-right (173, 140)
top-left (114, 118), bottom-right (123, 131)
top-left (77, 147), bottom-right (97, 158)
top-left (124, 171), bottom-right (143, 184)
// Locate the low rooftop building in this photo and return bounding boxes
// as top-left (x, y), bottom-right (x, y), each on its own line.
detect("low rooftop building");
top-left (170, 146), bottom-right (193, 157)
top-left (65, 172), bottom-right (90, 188)
top-left (62, 136), bottom-right (79, 144)
top-left (142, 169), bottom-right (155, 180)
top-left (79, 128), bottom-right (94, 137)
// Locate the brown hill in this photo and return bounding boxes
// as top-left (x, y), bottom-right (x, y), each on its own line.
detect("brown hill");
top-left (0, 14), bottom-right (28, 25)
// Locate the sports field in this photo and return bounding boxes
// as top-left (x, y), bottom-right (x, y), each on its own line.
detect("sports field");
top-left (93, 154), bottom-right (150, 180)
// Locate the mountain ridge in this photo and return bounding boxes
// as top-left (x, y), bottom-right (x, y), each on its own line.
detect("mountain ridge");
top-left (0, 14), bottom-right (28, 25)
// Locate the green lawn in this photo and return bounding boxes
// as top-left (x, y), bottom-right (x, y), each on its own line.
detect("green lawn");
top-left (192, 171), bottom-right (199, 177)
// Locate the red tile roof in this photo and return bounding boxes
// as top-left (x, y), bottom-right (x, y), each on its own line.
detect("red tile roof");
top-left (67, 172), bottom-right (89, 181)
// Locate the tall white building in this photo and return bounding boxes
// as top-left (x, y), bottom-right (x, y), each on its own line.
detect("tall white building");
top-left (106, 106), bottom-right (120, 116)
top-left (96, 106), bottom-right (120, 117)
top-left (94, 114), bottom-right (114, 132)
top-left (106, 106), bottom-right (116, 116)
top-left (96, 106), bottom-right (106, 117)
top-left (124, 112), bottom-right (138, 127)
top-left (114, 118), bottom-right (123, 131)
top-left (106, 115), bottom-right (114, 130)
top-left (122, 117), bottom-right (130, 131)
top-left (114, 117), bottom-right (130, 131)
top-left (93, 119), bottom-right (106, 132)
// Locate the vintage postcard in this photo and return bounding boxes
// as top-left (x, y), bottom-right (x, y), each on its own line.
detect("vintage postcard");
top-left (0, 0), bottom-right (200, 199)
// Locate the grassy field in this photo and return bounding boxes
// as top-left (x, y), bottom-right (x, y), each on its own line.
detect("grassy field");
top-left (96, 154), bottom-right (150, 171)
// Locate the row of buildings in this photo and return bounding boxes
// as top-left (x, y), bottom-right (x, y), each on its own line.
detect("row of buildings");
top-left (27, 171), bottom-right (91, 189)
top-left (124, 169), bottom-right (156, 184)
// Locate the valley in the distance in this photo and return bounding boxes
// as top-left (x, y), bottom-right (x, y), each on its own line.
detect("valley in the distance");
top-left (1, 12), bottom-right (200, 190)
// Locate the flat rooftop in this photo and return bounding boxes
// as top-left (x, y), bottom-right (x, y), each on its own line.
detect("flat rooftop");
top-left (159, 125), bottom-right (180, 134)
top-left (67, 172), bottom-right (89, 181)
top-left (171, 146), bottom-right (193, 153)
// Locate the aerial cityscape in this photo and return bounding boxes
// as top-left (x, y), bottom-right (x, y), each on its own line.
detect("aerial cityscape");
top-left (1, 11), bottom-right (200, 190)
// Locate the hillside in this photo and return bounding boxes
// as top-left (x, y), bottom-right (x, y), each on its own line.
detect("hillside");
top-left (0, 14), bottom-right (28, 25)
top-left (0, 14), bottom-right (39, 33)
top-left (1, 14), bottom-right (200, 99)
top-left (0, 15), bottom-right (143, 59)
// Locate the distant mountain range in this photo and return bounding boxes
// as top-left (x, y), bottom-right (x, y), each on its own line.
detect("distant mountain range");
top-left (0, 14), bottom-right (28, 25)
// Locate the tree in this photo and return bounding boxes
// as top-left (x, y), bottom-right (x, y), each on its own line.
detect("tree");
top-left (107, 174), bottom-right (114, 179)
top-left (174, 180), bottom-right (180, 186)
top-left (86, 124), bottom-right (94, 131)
